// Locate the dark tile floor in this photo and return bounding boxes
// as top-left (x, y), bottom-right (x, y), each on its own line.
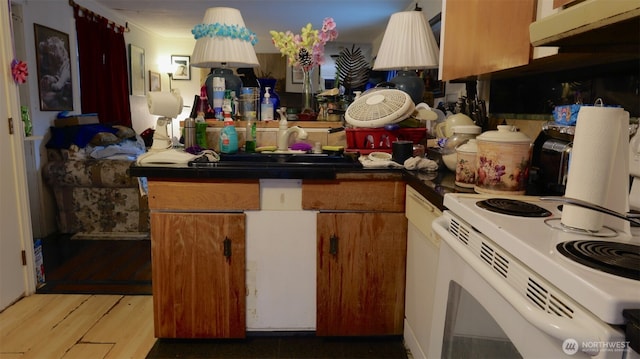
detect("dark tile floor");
top-left (146, 333), bottom-right (410, 359)
top-left (36, 234), bottom-right (152, 295)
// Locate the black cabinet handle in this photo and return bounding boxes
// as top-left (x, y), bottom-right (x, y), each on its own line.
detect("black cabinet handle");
top-left (329, 234), bottom-right (338, 256)
top-left (223, 237), bottom-right (231, 258)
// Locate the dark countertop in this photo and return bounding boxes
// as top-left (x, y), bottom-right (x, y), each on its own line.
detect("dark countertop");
top-left (402, 169), bottom-right (474, 210)
top-left (129, 162), bottom-right (358, 180)
top-left (129, 159), bottom-right (469, 211)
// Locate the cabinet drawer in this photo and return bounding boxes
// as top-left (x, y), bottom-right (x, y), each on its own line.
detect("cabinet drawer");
top-left (148, 180), bottom-right (260, 211)
top-left (302, 180), bottom-right (405, 212)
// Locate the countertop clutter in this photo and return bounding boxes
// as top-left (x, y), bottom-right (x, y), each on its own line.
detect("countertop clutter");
top-left (129, 148), bottom-right (554, 210)
top-left (129, 155), bottom-right (471, 210)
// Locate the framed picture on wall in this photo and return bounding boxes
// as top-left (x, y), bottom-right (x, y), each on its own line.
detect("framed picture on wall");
top-left (171, 55), bottom-right (190, 80)
top-left (286, 66), bottom-right (321, 93)
top-left (128, 44), bottom-right (145, 96)
top-left (34, 24), bottom-right (73, 111)
top-left (149, 71), bottom-right (161, 91)
top-left (291, 67), bottom-right (305, 84)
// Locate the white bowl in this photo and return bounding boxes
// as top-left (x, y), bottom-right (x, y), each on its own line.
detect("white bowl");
top-left (368, 151), bottom-right (392, 162)
top-left (442, 152), bottom-right (457, 172)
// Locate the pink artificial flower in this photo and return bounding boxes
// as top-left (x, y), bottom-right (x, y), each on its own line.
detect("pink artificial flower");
top-left (322, 18), bottom-right (336, 32)
top-left (313, 53), bottom-right (325, 66)
top-left (11, 59), bottom-right (28, 84)
top-left (318, 31), bottom-right (330, 43)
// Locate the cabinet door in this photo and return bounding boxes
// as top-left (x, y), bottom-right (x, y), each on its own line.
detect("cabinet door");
top-left (440, 0), bottom-right (536, 80)
top-left (151, 212), bottom-right (246, 338)
top-left (317, 212), bottom-right (407, 336)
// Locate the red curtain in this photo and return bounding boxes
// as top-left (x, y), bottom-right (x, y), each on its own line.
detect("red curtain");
top-left (73, 6), bottom-right (131, 127)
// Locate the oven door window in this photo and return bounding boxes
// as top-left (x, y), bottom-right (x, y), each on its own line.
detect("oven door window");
top-left (442, 281), bottom-right (522, 359)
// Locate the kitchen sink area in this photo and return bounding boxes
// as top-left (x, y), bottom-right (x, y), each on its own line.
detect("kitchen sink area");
top-left (131, 150), bottom-right (365, 180)
top-left (189, 151), bottom-right (362, 168)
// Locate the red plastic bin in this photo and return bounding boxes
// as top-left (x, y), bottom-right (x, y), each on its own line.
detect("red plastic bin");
top-left (345, 127), bottom-right (427, 154)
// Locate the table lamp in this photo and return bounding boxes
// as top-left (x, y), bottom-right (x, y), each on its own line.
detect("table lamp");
top-left (191, 7), bottom-right (260, 110)
top-left (373, 9), bottom-right (439, 105)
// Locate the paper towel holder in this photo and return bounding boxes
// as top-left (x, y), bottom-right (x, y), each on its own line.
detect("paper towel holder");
top-left (540, 196), bottom-right (640, 227)
top-left (556, 100), bottom-right (630, 234)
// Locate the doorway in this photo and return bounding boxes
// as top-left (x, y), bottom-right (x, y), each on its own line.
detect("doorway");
top-left (1, 2), bottom-right (31, 310)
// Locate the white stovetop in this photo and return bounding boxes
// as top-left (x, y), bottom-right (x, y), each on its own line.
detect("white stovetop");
top-left (442, 193), bottom-right (640, 325)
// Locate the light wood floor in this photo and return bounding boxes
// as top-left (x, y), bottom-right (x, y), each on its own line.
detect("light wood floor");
top-left (0, 294), bottom-right (156, 359)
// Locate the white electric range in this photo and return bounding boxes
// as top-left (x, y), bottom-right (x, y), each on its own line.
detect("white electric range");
top-left (428, 193), bottom-right (640, 358)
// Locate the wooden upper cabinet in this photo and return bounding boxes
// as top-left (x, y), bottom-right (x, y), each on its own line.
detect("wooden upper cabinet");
top-left (440, 0), bottom-right (536, 80)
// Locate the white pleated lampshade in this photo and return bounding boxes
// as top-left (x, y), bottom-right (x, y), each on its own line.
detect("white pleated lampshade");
top-left (191, 7), bottom-right (260, 68)
top-left (373, 11), bottom-right (439, 70)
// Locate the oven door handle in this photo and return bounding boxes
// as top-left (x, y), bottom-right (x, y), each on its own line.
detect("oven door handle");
top-left (434, 219), bottom-right (603, 356)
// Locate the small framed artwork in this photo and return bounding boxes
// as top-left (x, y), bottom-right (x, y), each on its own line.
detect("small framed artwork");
top-left (286, 66), bottom-right (321, 93)
top-left (34, 24), bottom-right (73, 111)
top-left (128, 44), bottom-right (145, 96)
top-left (291, 67), bottom-right (305, 84)
top-left (149, 71), bottom-right (161, 91)
top-left (171, 55), bottom-right (190, 80)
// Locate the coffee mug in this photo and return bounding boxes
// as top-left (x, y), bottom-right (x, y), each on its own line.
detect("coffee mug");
top-left (392, 140), bottom-right (413, 165)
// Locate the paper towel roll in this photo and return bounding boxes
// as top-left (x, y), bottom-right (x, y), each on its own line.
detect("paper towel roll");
top-left (561, 106), bottom-right (628, 231)
top-left (147, 90), bottom-right (183, 118)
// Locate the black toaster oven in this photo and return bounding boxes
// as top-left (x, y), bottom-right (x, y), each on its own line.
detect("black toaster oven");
top-left (531, 124), bottom-right (573, 195)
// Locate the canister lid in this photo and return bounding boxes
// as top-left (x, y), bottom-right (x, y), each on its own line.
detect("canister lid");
top-left (477, 125), bottom-right (531, 143)
top-left (456, 139), bottom-right (478, 153)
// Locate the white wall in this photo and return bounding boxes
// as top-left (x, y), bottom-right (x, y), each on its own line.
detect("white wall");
top-left (13, 0), bottom-right (201, 138)
top-left (12, 0), bottom-right (202, 238)
top-left (124, 21), bottom-right (199, 138)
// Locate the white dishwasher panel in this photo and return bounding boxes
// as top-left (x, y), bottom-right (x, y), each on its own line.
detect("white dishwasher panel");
top-left (245, 210), bottom-right (317, 331)
top-left (404, 186), bottom-right (442, 359)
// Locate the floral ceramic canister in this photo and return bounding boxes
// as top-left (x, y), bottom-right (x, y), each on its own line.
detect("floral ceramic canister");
top-left (455, 139), bottom-right (478, 188)
top-left (475, 125), bottom-right (532, 195)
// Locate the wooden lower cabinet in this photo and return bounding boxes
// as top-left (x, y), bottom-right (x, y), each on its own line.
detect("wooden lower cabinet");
top-left (316, 212), bottom-right (408, 336)
top-left (151, 212), bottom-right (246, 338)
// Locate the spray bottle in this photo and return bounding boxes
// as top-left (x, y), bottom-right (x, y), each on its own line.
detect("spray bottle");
top-left (219, 105), bottom-right (238, 153)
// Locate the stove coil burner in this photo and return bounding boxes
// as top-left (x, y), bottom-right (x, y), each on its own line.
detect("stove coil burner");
top-left (557, 240), bottom-right (640, 281)
top-left (476, 198), bottom-right (552, 217)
